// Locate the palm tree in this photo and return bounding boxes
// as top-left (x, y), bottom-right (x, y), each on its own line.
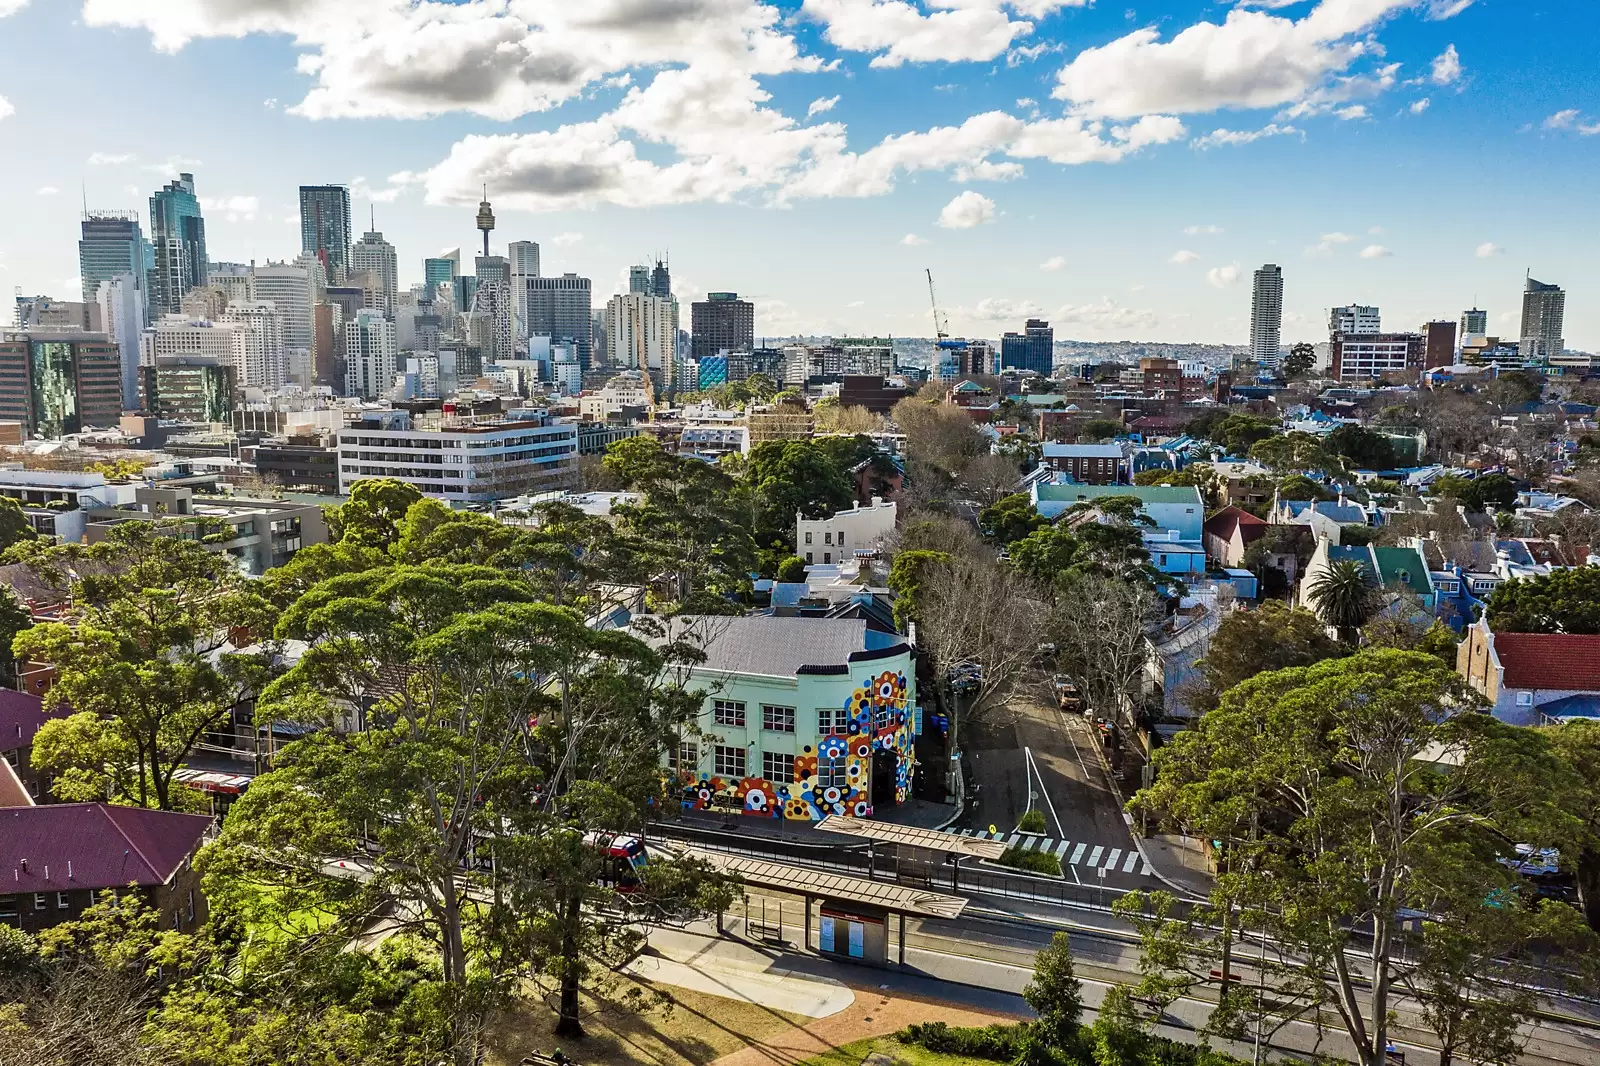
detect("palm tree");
top-left (1307, 559), bottom-right (1381, 645)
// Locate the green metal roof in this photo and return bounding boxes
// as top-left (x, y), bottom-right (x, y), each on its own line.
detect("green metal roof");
top-left (1372, 547), bottom-right (1429, 591)
top-left (1035, 483), bottom-right (1203, 505)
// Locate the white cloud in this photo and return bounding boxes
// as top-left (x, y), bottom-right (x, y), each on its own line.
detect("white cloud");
top-left (955, 159), bottom-right (1026, 182)
top-left (0, 96), bottom-right (12, 121)
top-left (807, 95), bottom-right (839, 118)
top-left (1305, 241), bottom-right (1335, 257)
top-left (263, 97), bottom-right (279, 109)
top-left (199, 195), bottom-right (261, 221)
top-left (350, 175), bottom-right (405, 204)
top-left (1039, 255), bottom-right (1066, 271)
top-left (1410, 97), bottom-right (1430, 114)
top-left (1207, 263), bottom-right (1241, 288)
top-left (1169, 249), bottom-right (1200, 264)
top-left (847, 299), bottom-right (865, 307)
top-left (963, 296), bottom-right (1048, 321)
top-left (1016, 97), bottom-right (1037, 108)
top-left (1333, 104), bottom-right (1368, 120)
top-left (1545, 109), bottom-right (1600, 136)
top-left (36, 186), bottom-right (58, 196)
top-left (937, 190), bottom-right (996, 229)
top-left (901, 233), bottom-right (929, 246)
top-left (549, 232), bottom-right (584, 246)
top-left (87, 152), bottom-right (135, 165)
top-left (802, 0), bottom-right (1034, 69)
top-left (1055, 297), bottom-right (1160, 333)
top-left (0, 0), bottom-right (28, 15)
top-left (85, 0), bottom-right (821, 121)
top-left (1052, 1), bottom-right (1417, 120)
top-left (1183, 224), bottom-right (1222, 236)
top-left (1430, 43), bottom-right (1461, 85)
top-left (1425, 0), bottom-right (1474, 18)
top-left (1359, 243), bottom-right (1392, 259)
top-left (143, 155), bottom-right (203, 174)
top-left (1191, 122), bottom-right (1300, 149)
top-left (1368, 225), bottom-right (1385, 234)
top-left (1475, 241), bottom-right (1504, 258)
top-left (1322, 231), bottom-right (1354, 243)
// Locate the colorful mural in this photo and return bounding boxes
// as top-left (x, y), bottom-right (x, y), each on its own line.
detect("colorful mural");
top-left (680, 668), bottom-right (917, 822)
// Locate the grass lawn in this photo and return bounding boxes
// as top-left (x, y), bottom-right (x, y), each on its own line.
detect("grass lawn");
top-left (800, 1036), bottom-right (997, 1066)
top-left (485, 973), bottom-right (814, 1066)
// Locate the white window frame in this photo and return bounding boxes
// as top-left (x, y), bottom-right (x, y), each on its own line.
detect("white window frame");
top-left (763, 751), bottom-right (796, 783)
top-left (713, 699), bottom-right (746, 728)
top-left (762, 704), bottom-right (796, 733)
top-left (816, 759), bottom-right (847, 789)
top-left (714, 745), bottom-right (746, 778)
top-left (1515, 691), bottom-right (1534, 707)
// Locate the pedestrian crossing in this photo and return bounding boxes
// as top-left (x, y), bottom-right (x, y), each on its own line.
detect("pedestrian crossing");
top-left (947, 828), bottom-right (1155, 877)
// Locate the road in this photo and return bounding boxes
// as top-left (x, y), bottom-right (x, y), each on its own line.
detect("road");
top-left (962, 695), bottom-right (1166, 892)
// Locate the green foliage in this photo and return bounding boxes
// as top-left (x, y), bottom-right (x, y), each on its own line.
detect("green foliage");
top-left (1306, 558), bottom-right (1380, 643)
top-left (1023, 933), bottom-right (1083, 1046)
top-left (1016, 809), bottom-right (1047, 834)
top-left (1282, 343), bottom-right (1315, 379)
top-left (897, 1021), bottom-right (1022, 1060)
top-left (886, 549), bottom-right (951, 629)
top-left (1191, 413), bottom-right (1278, 456)
top-left (980, 493), bottom-right (1047, 546)
top-left (1276, 473), bottom-right (1333, 502)
top-left (1325, 424), bottom-right (1398, 470)
top-left (0, 496), bottom-right (37, 556)
top-left (997, 845), bottom-right (1062, 876)
top-left (324, 478), bottom-right (424, 550)
top-left (1431, 472), bottom-right (1518, 513)
top-left (1486, 566), bottom-right (1600, 634)
top-left (1194, 602), bottom-right (1342, 712)
top-left (775, 555), bottom-right (808, 582)
top-left (87, 458), bottom-right (149, 481)
top-left (1079, 418), bottom-right (1125, 442)
top-left (744, 439), bottom-right (855, 550)
top-left (1133, 464), bottom-right (1220, 509)
top-left (1248, 431), bottom-right (1332, 476)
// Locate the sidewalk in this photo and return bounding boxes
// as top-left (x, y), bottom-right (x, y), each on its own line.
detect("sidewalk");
top-left (1139, 833), bottom-right (1217, 899)
top-left (667, 796), bottom-right (957, 843)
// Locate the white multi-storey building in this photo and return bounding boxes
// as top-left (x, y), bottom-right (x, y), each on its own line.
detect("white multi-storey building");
top-left (221, 301), bottom-right (287, 389)
top-left (336, 410), bottom-right (578, 503)
top-left (796, 497), bottom-right (898, 568)
top-left (1330, 305), bottom-right (1381, 334)
top-left (605, 292), bottom-right (676, 390)
top-left (141, 315), bottom-right (245, 365)
top-left (1249, 264), bottom-right (1283, 367)
top-left (579, 374), bottom-right (652, 420)
top-left (350, 229), bottom-right (399, 314)
top-left (95, 272), bottom-right (145, 409)
top-left (252, 261), bottom-right (316, 351)
top-left (344, 309), bottom-right (398, 400)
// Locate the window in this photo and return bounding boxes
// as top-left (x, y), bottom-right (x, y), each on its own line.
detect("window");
top-left (763, 752), bottom-right (796, 783)
top-left (671, 742), bottom-right (699, 774)
top-left (34, 894), bottom-right (46, 911)
top-left (817, 707), bottom-right (848, 735)
top-left (713, 700), bottom-right (745, 727)
top-left (824, 552), bottom-right (832, 564)
top-left (816, 758), bottom-right (847, 789)
top-left (824, 531), bottom-right (832, 545)
top-left (56, 892), bottom-right (69, 910)
top-left (804, 531), bottom-right (813, 545)
top-left (805, 552), bottom-right (813, 564)
top-left (714, 745), bottom-right (746, 778)
top-left (762, 704), bottom-right (796, 733)
top-left (1516, 691), bottom-right (1534, 707)
top-left (187, 890), bottom-right (195, 923)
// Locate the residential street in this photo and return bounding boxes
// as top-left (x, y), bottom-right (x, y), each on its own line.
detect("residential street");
top-left (960, 694), bottom-right (1170, 892)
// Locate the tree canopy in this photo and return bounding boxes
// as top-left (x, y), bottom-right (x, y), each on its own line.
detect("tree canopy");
top-left (1486, 566), bottom-right (1600, 634)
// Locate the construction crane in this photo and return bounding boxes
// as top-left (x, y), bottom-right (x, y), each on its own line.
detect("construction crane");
top-left (925, 268), bottom-right (950, 341)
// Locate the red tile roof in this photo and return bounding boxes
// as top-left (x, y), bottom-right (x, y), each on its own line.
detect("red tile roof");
top-left (0, 690), bottom-right (69, 753)
top-left (1, 803), bottom-right (212, 893)
top-left (1495, 632), bottom-right (1600, 692)
top-left (1203, 506), bottom-right (1269, 544)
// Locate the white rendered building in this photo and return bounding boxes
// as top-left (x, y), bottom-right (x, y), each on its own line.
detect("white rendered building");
top-left (336, 411), bottom-right (578, 503)
top-left (796, 497), bottom-right (897, 567)
top-left (344, 309), bottom-right (398, 400)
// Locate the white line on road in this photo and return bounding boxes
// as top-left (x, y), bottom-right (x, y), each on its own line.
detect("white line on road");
top-left (1070, 842), bottom-right (1088, 865)
top-left (1141, 861), bottom-right (1154, 877)
top-left (1122, 850), bottom-right (1139, 873)
top-left (1024, 746), bottom-right (1067, 840)
top-left (1054, 839), bottom-right (1071, 858)
top-left (1102, 848), bottom-right (1122, 871)
top-left (1005, 833), bottom-right (1021, 847)
top-left (1087, 845), bottom-right (1104, 867)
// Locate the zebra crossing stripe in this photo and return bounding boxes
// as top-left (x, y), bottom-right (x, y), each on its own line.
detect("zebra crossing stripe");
top-left (1122, 850), bottom-right (1139, 873)
top-left (1141, 861), bottom-right (1154, 877)
top-left (1102, 848), bottom-right (1122, 871)
top-left (1054, 839), bottom-right (1072, 857)
top-left (1070, 842), bottom-right (1087, 865)
top-left (1087, 845), bottom-right (1104, 867)
top-left (1005, 834), bottom-right (1021, 848)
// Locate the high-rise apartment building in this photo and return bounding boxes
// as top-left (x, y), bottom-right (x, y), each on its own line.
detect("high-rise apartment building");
top-left (424, 252), bottom-right (458, 300)
top-left (473, 255), bottom-right (515, 366)
top-left (95, 274), bottom-right (145, 409)
top-left (1330, 305), bottom-right (1381, 334)
top-left (1423, 321), bottom-right (1458, 370)
top-left (607, 292), bottom-right (677, 390)
top-left (1000, 319), bottom-right (1054, 375)
top-left (344, 309), bottom-right (398, 400)
top-left (0, 331), bottom-right (124, 437)
top-left (507, 241), bottom-right (540, 279)
top-left (78, 211), bottom-right (150, 305)
top-left (628, 266), bottom-right (650, 295)
top-left (148, 174), bottom-right (208, 318)
top-left (1520, 277), bottom-right (1566, 363)
top-left (207, 263), bottom-right (254, 307)
top-left (221, 302), bottom-right (287, 389)
top-left (690, 292), bottom-right (755, 359)
top-left (1460, 308), bottom-right (1488, 337)
top-left (350, 227), bottom-right (399, 314)
top-left (252, 261), bottom-right (316, 353)
top-left (524, 274), bottom-right (593, 368)
top-left (1249, 264), bottom-right (1284, 367)
top-left (299, 185), bottom-right (352, 284)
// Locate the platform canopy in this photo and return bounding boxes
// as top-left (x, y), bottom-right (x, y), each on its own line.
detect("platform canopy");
top-left (691, 849), bottom-right (969, 920)
top-left (815, 815), bottom-right (1008, 861)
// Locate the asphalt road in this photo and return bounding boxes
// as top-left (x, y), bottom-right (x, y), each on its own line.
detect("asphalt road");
top-left (962, 696), bottom-right (1158, 890)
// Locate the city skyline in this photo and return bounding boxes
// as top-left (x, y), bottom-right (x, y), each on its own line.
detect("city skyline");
top-left (0, 1), bottom-right (1595, 347)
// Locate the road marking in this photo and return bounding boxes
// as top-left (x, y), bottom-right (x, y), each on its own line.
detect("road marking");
top-left (1102, 848), bottom-right (1122, 871)
top-left (1070, 842), bottom-right (1087, 865)
top-left (1122, 850), bottom-right (1140, 873)
top-left (1005, 833), bottom-right (1021, 847)
top-left (1054, 839), bottom-right (1071, 858)
top-left (1141, 861), bottom-right (1154, 877)
top-left (1087, 845), bottom-right (1104, 867)
top-left (1024, 746), bottom-right (1067, 840)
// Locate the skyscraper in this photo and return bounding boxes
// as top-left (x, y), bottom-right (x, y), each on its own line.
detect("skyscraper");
top-left (95, 273), bottom-right (145, 409)
top-left (1249, 264), bottom-right (1284, 367)
top-left (628, 266), bottom-right (650, 295)
top-left (473, 255), bottom-right (515, 367)
top-left (221, 302), bottom-right (288, 389)
top-left (350, 225), bottom-right (399, 314)
top-left (523, 274), bottom-right (593, 369)
top-left (507, 241), bottom-right (540, 279)
top-left (607, 293), bottom-right (677, 391)
top-left (1423, 320), bottom-right (1457, 370)
top-left (148, 174), bottom-right (208, 318)
top-left (344, 309), bottom-right (398, 400)
top-left (1000, 319), bottom-right (1053, 375)
top-left (650, 259), bottom-right (672, 300)
top-left (252, 261), bottom-right (316, 353)
top-left (299, 185), bottom-right (352, 284)
top-left (1520, 277), bottom-right (1566, 363)
top-left (691, 292), bottom-right (755, 359)
top-left (0, 332), bottom-right (123, 437)
top-left (1460, 308), bottom-right (1488, 337)
top-left (424, 252), bottom-right (458, 299)
top-left (78, 211), bottom-right (150, 305)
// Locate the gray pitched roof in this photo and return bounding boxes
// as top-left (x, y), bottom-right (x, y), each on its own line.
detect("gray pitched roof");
top-left (666, 615), bottom-right (895, 677)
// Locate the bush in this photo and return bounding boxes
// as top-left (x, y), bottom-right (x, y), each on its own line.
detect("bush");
top-left (1017, 809), bottom-right (1047, 834)
top-left (775, 555), bottom-right (807, 582)
top-left (898, 1021), bottom-right (1021, 1060)
top-left (998, 846), bottom-right (1062, 877)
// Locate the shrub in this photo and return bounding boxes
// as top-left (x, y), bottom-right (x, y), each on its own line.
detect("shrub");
top-left (998, 845), bottom-right (1062, 877)
top-left (775, 555), bottom-right (808, 582)
top-left (1017, 809), bottom-right (1048, 834)
top-left (898, 1021), bottom-right (1020, 1060)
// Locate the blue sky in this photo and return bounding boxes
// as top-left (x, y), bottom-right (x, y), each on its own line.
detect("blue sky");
top-left (0, 1), bottom-right (1595, 347)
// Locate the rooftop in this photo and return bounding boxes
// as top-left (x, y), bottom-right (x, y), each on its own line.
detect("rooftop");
top-left (1041, 443), bottom-right (1125, 459)
top-left (0, 690), bottom-right (68, 752)
top-left (1495, 632), bottom-right (1600, 692)
top-left (2, 803), bottom-right (213, 891)
top-left (1036, 483), bottom-right (1203, 505)
top-left (657, 615), bottom-right (905, 677)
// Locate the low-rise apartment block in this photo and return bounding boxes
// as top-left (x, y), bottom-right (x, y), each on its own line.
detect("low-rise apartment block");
top-left (337, 409), bottom-right (578, 503)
